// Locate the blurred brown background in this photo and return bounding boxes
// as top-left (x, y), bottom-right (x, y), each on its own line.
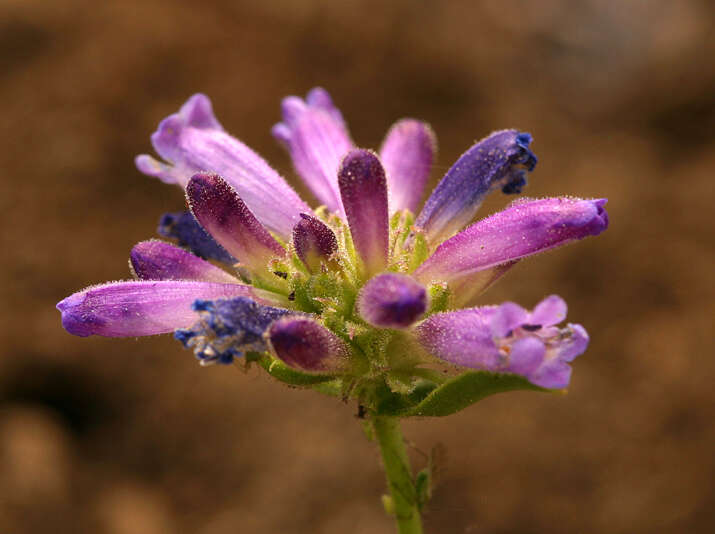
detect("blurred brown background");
top-left (1, 0), bottom-right (713, 533)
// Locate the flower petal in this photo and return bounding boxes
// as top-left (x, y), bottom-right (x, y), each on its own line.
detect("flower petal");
top-left (157, 211), bottom-right (236, 265)
top-left (379, 119), bottom-right (436, 214)
top-left (268, 316), bottom-right (348, 373)
top-left (186, 173), bottom-right (285, 275)
top-left (358, 273), bottom-right (427, 329)
top-left (556, 323), bottom-right (589, 363)
top-left (338, 149), bottom-right (389, 276)
top-left (292, 213), bottom-right (338, 273)
top-left (416, 308), bottom-right (501, 369)
top-left (415, 130), bottom-right (537, 244)
top-left (56, 280), bottom-right (266, 337)
top-left (130, 240), bottom-right (238, 283)
top-left (414, 197), bottom-right (609, 285)
top-left (137, 93), bottom-right (310, 239)
top-left (529, 295), bottom-right (567, 327)
top-left (528, 360), bottom-right (572, 389)
top-left (272, 87), bottom-right (353, 213)
top-left (506, 337), bottom-right (546, 376)
top-left (490, 302), bottom-right (530, 337)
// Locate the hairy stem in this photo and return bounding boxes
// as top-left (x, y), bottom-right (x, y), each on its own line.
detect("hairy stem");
top-left (372, 416), bottom-right (424, 534)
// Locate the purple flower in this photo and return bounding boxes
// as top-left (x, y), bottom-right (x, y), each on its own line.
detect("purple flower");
top-left (416, 296), bottom-right (589, 389)
top-left (59, 87), bottom-right (608, 389)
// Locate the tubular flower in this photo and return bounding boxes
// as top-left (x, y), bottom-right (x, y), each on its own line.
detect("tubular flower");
top-left (58, 88), bottom-right (608, 415)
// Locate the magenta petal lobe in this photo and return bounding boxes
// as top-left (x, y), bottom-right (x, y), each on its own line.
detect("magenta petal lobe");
top-left (379, 119), bottom-right (436, 214)
top-left (186, 173), bottom-right (285, 275)
top-left (338, 149), bottom-right (390, 276)
top-left (130, 240), bottom-right (238, 283)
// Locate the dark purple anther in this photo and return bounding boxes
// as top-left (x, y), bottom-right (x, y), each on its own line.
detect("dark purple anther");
top-left (292, 213), bottom-right (338, 273)
top-left (358, 273), bottom-right (428, 329)
top-left (268, 317), bottom-right (348, 373)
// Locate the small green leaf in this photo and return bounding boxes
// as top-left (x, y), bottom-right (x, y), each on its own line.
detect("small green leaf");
top-left (404, 371), bottom-right (548, 417)
top-left (373, 371), bottom-right (549, 417)
top-left (415, 469), bottom-right (431, 509)
top-left (256, 355), bottom-right (338, 387)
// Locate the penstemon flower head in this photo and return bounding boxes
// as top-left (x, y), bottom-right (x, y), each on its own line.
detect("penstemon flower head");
top-left (58, 87), bottom-right (608, 417)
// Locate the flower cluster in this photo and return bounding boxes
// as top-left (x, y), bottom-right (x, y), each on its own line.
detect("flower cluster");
top-left (58, 88), bottom-right (608, 412)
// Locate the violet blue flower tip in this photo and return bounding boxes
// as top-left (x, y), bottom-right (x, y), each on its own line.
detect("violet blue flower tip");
top-left (56, 293), bottom-right (92, 337)
top-left (515, 132), bottom-right (532, 146)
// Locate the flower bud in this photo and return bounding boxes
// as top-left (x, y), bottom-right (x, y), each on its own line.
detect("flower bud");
top-left (292, 213), bottom-right (338, 273)
top-left (358, 273), bottom-right (428, 329)
top-left (268, 317), bottom-right (348, 373)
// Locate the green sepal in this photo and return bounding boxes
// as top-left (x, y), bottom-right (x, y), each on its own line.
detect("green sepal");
top-left (375, 371), bottom-right (548, 417)
top-left (414, 469), bottom-right (431, 510)
top-left (254, 354), bottom-right (338, 387)
top-left (408, 231), bottom-right (429, 272)
top-left (427, 282), bottom-right (451, 314)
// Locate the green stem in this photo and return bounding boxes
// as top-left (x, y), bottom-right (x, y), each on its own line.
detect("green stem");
top-left (372, 416), bottom-right (424, 534)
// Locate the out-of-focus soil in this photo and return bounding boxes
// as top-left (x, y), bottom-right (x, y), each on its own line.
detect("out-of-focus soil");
top-left (1, 1), bottom-right (713, 533)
